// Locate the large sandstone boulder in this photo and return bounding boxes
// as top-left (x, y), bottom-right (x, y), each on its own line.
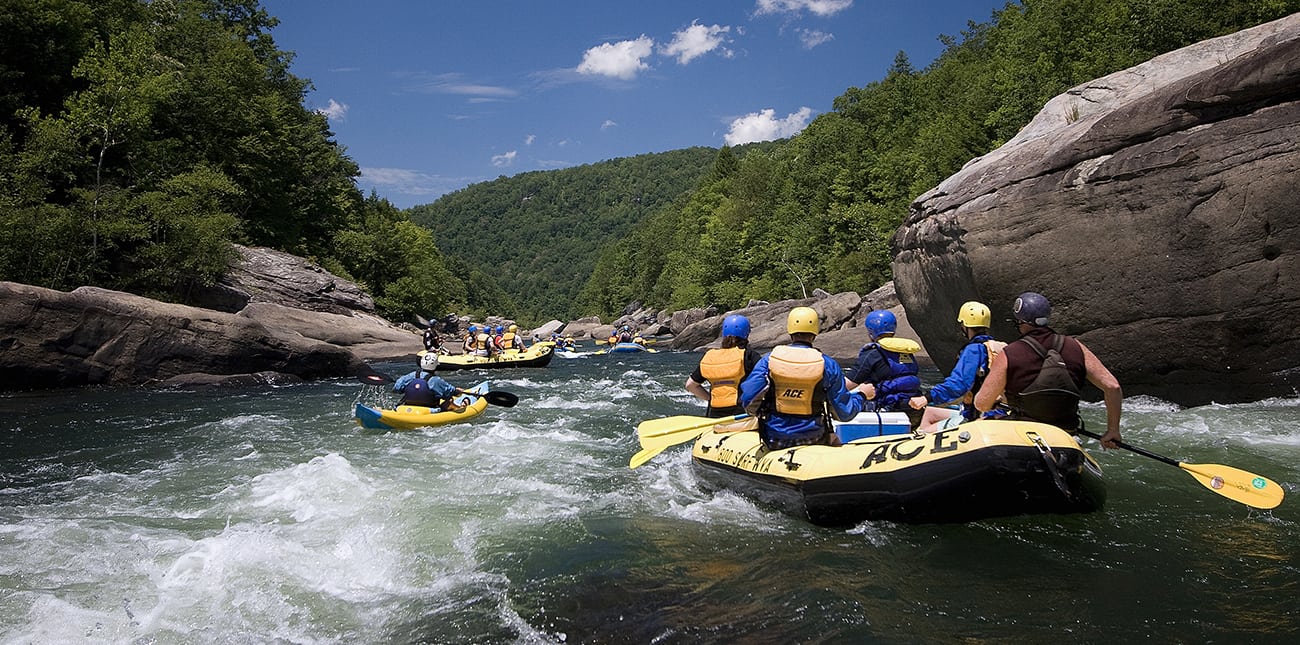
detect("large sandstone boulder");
top-left (0, 282), bottom-right (369, 390)
top-left (190, 244), bottom-right (375, 314)
top-left (891, 15), bottom-right (1300, 406)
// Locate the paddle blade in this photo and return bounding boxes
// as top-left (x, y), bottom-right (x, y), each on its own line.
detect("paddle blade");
top-left (629, 446), bottom-right (665, 469)
top-left (484, 390), bottom-right (519, 407)
top-left (357, 372), bottom-right (393, 386)
top-left (1179, 463), bottom-right (1285, 510)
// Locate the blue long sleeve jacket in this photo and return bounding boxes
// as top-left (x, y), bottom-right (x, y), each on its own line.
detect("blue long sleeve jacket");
top-left (925, 337), bottom-right (994, 405)
top-left (739, 342), bottom-right (868, 444)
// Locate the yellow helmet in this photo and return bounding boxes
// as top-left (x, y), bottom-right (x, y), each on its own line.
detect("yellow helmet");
top-left (956, 301), bottom-right (991, 328)
top-left (787, 306), bottom-right (820, 335)
top-left (508, 324), bottom-right (518, 332)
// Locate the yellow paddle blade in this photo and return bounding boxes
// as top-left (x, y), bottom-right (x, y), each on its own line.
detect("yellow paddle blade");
top-left (629, 446), bottom-right (665, 469)
top-left (1180, 463), bottom-right (1285, 510)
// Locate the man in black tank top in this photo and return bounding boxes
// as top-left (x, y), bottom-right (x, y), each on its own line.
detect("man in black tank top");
top-left (974, 292), bottom-right (1124, 449)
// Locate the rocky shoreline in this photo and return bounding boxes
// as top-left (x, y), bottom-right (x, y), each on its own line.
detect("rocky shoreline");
top-left (0, 246), bottom-right (919, 392)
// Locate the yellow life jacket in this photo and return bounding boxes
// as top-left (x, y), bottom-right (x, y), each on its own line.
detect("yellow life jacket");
top-left (768, 345), bottom-right (825, 416)
top-left (501, 331), bottom-right (517, 348)
top-left (475, 332), bottom-right (492, 349)
top-left (699, 347), bottom-right (746, 408)
top-left (962, 340), bottom-right (1008, 404)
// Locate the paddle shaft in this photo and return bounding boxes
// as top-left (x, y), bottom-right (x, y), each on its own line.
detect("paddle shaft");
top-left (1076, 429), bottom-right (1179, 467)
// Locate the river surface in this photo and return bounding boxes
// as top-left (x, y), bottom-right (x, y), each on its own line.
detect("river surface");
top-left (2, 350), bottom-right (1298, 644)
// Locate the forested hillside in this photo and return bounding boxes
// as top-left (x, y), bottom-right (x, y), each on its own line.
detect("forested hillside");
top-left (4, 0), bottom-right (1295, 328)
top-left (0, 0), bottom-right (463, 324)
top-left (574, 0), bottom-right (1300, 319)
top-left (407, 147), bottom-right (739, 322)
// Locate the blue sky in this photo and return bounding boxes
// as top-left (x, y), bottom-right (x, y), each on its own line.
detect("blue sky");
top-left (261, 0), bottom-right (1011, 209)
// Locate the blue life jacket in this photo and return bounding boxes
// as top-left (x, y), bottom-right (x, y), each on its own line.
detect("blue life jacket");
top-left (401, 378), bottom-right (437, 407)
top-left (861, 342), bottom-right (921, 411)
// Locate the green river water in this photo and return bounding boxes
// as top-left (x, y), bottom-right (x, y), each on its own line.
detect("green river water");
top-left (2, 350), bottom-right (1298, 644)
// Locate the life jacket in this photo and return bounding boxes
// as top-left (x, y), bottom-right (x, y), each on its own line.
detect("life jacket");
top-left (959, 335), bottom-right (1007, 419)
top-left (861, 338), bottom-right (921, 410)
top-left (500, 331), bottom-right (518, 349)
top-left (1003, 329), bottom-right (1086, 429)
top-left (699, 347), bottom-right (746, 409)
top-left (401, 378), bottom-right (437, 407)
top-left (767, 345), bottom-right (826, 416)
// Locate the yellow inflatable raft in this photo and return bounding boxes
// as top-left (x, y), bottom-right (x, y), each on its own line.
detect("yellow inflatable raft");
top-left (690, 419), bottom-right (1106, 526)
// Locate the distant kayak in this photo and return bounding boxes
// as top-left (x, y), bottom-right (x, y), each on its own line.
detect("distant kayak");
top-left (354, 381), bottom-right (491, 430)
top-left (437, 343), bottom-right (554, 370)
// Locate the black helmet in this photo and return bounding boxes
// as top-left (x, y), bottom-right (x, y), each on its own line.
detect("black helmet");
top-left (1013, 292), bottom-right (1051, 327)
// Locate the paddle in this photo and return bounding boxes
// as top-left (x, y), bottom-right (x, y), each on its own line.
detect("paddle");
top-left (355, 371), bottom-right (518, 407)
top-left (1076, 429), bottom-right (1284, 510)
top-left (629, 414), bottom-right (749, 469)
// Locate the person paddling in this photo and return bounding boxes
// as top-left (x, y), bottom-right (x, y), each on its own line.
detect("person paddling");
top-left (394, 353), bottom-right (468, 411)
top-left (740, 307), bottom-right (870, 449)
top-left (686, 314), bottom-right (762, 418)
top-left (909, 301), bottom-right (1008, 433)
top-left (975, 292), bottom-right (1123, 448)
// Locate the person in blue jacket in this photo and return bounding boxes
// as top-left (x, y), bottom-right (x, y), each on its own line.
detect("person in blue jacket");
top-left (740, 306), bottom-right (870, 449)
top-left (908, 301), bottom-right (1007, 433)
top-left (845, 309), bottom-right (924, 428)
top-left (393, 353), bottom-right (466, 410)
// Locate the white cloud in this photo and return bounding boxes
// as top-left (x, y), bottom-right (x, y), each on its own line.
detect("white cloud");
top-left (662, 21), bottom-right (732, 65)
top-left (724, 107), bottom-right (815, 145)
top-left (361, 167), bottom-right (479, 198)
top-left (316, 99), bottom-right (348, 121)
top-left (754, 0), bottom-right (852, 17)
top-left (491, 150), bottom-right (518, 167)
top-left (525, 134), bottom-right (536, 145)
top-left (576, 36), bottom-right (655, 80)
top-left (405, 72), bottom-right (518, 99)
top-left (797, 28), bottom-right (834, 49)
top-left (601, 119), bottom-right (618, 130)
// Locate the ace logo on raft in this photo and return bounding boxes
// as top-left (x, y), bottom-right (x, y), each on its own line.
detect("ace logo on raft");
top-left (858, 429), bottom-right (968, 470)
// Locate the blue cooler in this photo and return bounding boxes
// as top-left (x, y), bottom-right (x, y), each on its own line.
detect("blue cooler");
top-left (834, 411), bottom-right (913, 442)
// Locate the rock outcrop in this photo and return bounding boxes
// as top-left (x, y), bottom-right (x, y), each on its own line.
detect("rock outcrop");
top-left (0, 282), bottom-right (369, 390)
top-left (892, 15), bottom-right (1300, 406)
top-left (1, 245), bottom-right (424, 391)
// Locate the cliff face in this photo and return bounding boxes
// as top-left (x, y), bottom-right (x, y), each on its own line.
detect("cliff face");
top-left (891, 15), bottom-right (1300, 406)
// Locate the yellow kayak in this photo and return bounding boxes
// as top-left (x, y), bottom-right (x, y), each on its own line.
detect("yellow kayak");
top-left (353, 381), bottom-right (490, 430)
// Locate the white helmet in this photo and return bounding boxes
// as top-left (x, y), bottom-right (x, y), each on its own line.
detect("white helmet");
top-left (420, 352), bottom-right (439, 371)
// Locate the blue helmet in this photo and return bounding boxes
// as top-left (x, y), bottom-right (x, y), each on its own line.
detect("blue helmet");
top-left (864, 310), bottom-right (897, 337)
top-left (468, 324), bottom-right (478, 333)
top-left (1013, 292), bottom-right (1051, 327)
top-left (721, 314), bottom-right (751, 339)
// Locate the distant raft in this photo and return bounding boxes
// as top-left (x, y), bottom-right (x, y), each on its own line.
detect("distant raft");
top-left (595, 341), bottom-right (658, 355)
top-left (354, 381), bottom-right (491, 430)
top-left (690, 419), bottom-right (1106, 526)
top-left (437, 343), bottom-right (555, 371)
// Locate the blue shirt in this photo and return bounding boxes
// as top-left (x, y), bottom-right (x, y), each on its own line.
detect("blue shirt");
top-left (739, 342), bottom-right (868, 445)
top-left (393, 370), bottom-right (458, 399)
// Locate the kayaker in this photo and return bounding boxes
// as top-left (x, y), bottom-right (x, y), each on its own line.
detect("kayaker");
top-left (394, 353), bottom-right (467, 411)
top-left (908, 301), bottom-right (1008, 433)
top-left (740, 306), bottom-right (870, 449)
top-left (975, 292), bottom-right (1123, 448)
top-left (844, 309), bottom-right (925, 429)
top-left (686, 314), bottom-right (762, 418)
